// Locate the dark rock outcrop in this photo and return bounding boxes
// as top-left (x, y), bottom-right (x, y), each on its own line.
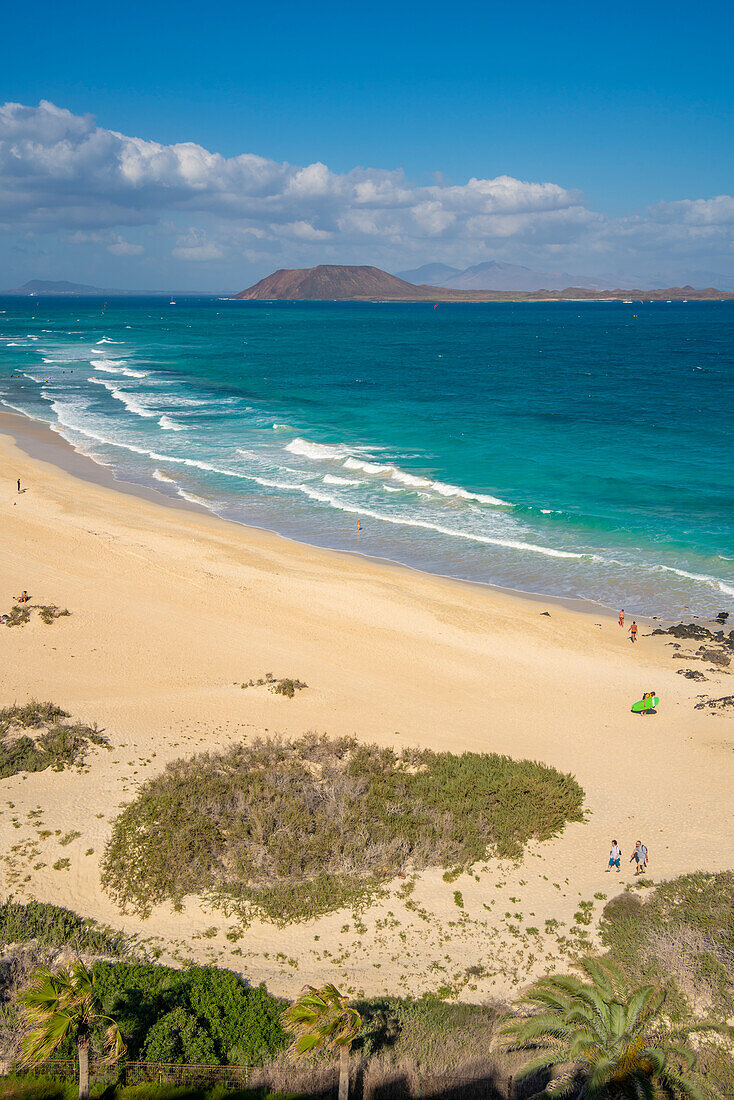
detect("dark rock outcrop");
top-left (652, 623), bottom-right (734, 650)
top-left (694, 695), bottom-right (734, 711)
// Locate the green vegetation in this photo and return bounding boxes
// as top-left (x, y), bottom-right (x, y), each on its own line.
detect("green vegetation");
top-left (0, 702), bottom-right (109, 779)
top-left (600, 871), bottom-right (734, 1017)
top-left (503, 955), bottom-right (729, 1100)
top-left (91, 963), bottom-right (285, 1067)
top-left (0, 1079), bottom-right (300, 1099)
top-left (0, 897), bottom-right (129, 955)
top-left (2, 605), bottom-right (70, 628)
top-left (101, 734), bottom-right (584, 922)
top-left (239, 675), bottom-right (307, 699)
top-left (19, 960), bottom-right (125, 1100)
top-left (281, 984), bottom-right (361, 1100)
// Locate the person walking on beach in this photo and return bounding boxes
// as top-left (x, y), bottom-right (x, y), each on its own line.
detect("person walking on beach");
top-left (17, 478), bottom-right (21, 493)
top-left (619, 609), bottom-right (625, 627)
top-left (607, 840), bottom-right (621, 872)
top-left (630, 840), bottom-right (645, 874)
top-left (629, 620), bottom-right (638, 643)
top-left (639, 841), bottom-right (648, 872)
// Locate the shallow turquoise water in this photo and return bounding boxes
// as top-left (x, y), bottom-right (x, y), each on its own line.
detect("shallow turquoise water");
top-left (1, 296), bottom-right (732, 617)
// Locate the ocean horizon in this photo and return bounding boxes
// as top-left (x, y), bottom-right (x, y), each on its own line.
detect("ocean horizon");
top-left (1, 295), bottom-right (733, 619)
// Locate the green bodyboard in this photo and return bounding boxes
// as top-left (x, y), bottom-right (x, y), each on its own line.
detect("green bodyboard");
top-left (631, 695), bottom-right (659, 713)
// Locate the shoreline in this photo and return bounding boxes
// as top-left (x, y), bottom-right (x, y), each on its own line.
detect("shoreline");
top-left (0, 406), bottom-right (629, 623)
top-left (0, 406), bottom-right (732, 1000)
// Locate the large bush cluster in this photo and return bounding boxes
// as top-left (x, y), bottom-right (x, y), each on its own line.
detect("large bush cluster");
top-left (102, 733), bottom-right (584, 921)
top-left (92, 962), bottom-right (286, 1066)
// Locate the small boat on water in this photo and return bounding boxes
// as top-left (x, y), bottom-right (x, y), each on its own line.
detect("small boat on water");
top-left (169, 299), bottom-right (176, 305)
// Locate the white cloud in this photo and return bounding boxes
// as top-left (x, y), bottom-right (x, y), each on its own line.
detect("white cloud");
top-left (0, 99), bottom-right (732, 280)
top-left (107, 239), bottom-right (144, 256)
top-left (0, 100), bottom-right (581, 244)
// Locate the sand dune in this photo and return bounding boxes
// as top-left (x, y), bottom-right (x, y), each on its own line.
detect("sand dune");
top-left (0, 409), bottom-right (732, 1001)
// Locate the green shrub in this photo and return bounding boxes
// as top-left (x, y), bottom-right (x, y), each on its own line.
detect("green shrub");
top-left (2, 605), bottom-right (70, 629)
top-left (102, 734), bottom-right (583, 922)
top-left (92, 962), bottom-right (286, 1065)
top-left (0, 701), bottom-right (109, 778)
top-left (600, 871), bottom-right (734, 1015)
top-left (0, 897), bottom-right (129, 954)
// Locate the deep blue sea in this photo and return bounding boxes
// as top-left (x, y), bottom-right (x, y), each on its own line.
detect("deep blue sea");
top-left (1, 296), bottom-right (732, 618)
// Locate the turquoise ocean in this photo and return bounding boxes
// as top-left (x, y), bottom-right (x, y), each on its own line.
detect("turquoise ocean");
top-left (1, 296), bottom-right (732, 618)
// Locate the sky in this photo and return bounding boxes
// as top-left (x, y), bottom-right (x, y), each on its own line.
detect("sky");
top-left (1, 0), bottom-right (733, 290)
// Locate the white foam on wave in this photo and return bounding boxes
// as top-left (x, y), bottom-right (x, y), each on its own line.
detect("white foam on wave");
top-left (88, 378), bottom-right (157, 419)
top-left (177, 488), bottom-right (211, 507)
top-left (42, 406), bottom-right (582, 562)
top-left (286, 437), bottom-right (351, 461)
top-left (272, 423), bottom-right (291, 431)
top-left (286, 483), bottom-right (585, 559)
top-left (91, 359), bottom-right (149, 379)
top-left (158, 415), bottom-right (187, 431)
top-left (152, 469), bottom-right (176, 484)
top-left (96, 337), bottom-right (123, 344)
top-left (654, 564), bottom-right (734, 598)
top-left (343, 456), bottom-right (393, 475)
top-left (323, 474), bottom-right (362, 486)
top-left (23, 373), bottom-right (44, 383)
top-left (344, 456), bottom-right (508, 505)
top-left (288, 436), bottom-right (509, 506)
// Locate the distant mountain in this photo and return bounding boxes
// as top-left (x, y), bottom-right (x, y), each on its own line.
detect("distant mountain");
top-left (397, 260), bottom-right (607, 291)
top-left (395, 263), bottom-right (462, 285)
top-left (1, 280), bottom-right (223, 296)
top-left (234, 265), bottom-right (425, 300)
top-left (2, 279), bottom-right (121, 295)
top-left (234, 265), bottom-right (734, 303)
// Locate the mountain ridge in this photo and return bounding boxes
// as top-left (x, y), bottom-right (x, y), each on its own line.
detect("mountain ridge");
top-left (233, 264), bottom-right (734, 302)
top-left (396, 260), bottom-right (607, 291)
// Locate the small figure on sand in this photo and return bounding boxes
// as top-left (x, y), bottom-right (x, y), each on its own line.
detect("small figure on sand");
top-left (629, 620), bottom-right (638, 643)
top-left (14, 590), bottom-right (30, 604)
top-left (619, 609), bottom-right (625, 627)
top-left (17, 478), bottom-right (21, 493)
top-left (630, 840), bottom-right (648, 875)
top-left (356, 519), bottom-right (361, 533)
top-left (606, 839), bottom-right (621, 872)
top-left (642, 690), bottom-right (656, 714)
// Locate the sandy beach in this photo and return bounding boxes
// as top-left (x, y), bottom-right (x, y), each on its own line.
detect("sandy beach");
top-left (1, 408), bottom-right (732, 1002)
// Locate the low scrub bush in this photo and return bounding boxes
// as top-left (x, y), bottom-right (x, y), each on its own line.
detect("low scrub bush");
top-left (102, 734), bottom-right (583, 921)
top-left (1, 605), bottom-right (70, 629)
top-left (600, 871), bottom-right (734, 1015)
top-left (240, 675), bottom-right (307, 699)
top-left (0, 701), bottom-right (109, 778)
top-left (0, 897), bottom-right (129, 955)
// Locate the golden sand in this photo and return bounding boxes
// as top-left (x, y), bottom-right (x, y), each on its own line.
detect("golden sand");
top-left (1, 411), bottom-right (732, 1000)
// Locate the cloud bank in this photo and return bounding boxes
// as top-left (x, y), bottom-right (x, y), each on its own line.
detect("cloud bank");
top-left (1, 100), bottom-right (732, 283)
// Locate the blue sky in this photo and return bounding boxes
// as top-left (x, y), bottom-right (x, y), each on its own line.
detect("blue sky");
top-left (1, 0), bottom-right (733, 289)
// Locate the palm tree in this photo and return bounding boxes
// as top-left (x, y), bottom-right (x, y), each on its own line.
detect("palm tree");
top-left (18, 958), bottom-right (125, 1100)
top-left (501, 956), bottom-right (728, 1100)
top-left (281, 983), bottom-right (362, 1100)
